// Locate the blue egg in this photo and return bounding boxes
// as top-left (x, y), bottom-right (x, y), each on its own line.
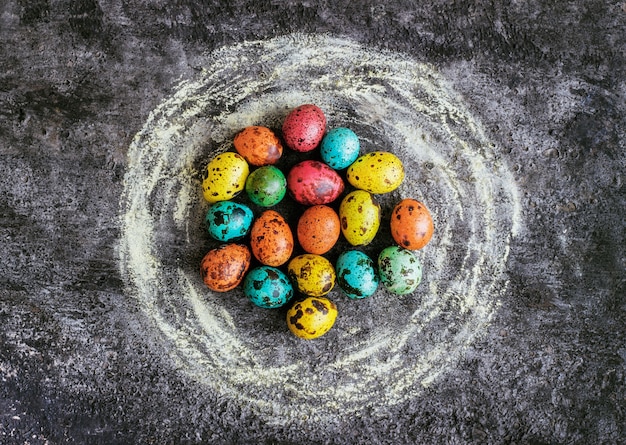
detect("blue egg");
top-left (243, 266), bottom-right (293, 308)
top-left (377, 246), bottom-right (422, 295)
top-left (335, 250), bottom-right (379, 299)
top-left (205, 201), bottom-right (254, 242)
top-left (320, 127), bottom-right (360, 170)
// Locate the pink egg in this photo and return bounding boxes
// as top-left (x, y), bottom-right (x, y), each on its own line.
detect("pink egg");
top-left (282, 104), bottom-right (326, 152)
top-left (287, 160), bottom-right (345, 206)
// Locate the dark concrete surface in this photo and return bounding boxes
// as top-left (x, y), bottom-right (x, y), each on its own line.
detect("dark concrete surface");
top-left (1, 1), bottom-right (625, 444)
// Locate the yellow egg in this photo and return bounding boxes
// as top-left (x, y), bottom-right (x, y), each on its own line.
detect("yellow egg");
top-left (346, 151), bottom-right (405, 194)
top-left (286, 296), bottom-right (338, 339)
top-left (287, 254), bottom-right (336, 297)
top-left (202, 152), bottom-right (249, 204)
top-left (339, 190), bottom-right (381, 246)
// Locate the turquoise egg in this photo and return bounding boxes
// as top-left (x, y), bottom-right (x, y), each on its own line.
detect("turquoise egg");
top-left (243, 266), bottom-right (293, 308)
top-left (319, 127), bottom-right (360, 170)
top-left (245, 165), bottom-right (287, 207)
top-left (335, 250), bottom-right (379, 299)
top-left (205, 201), bottom-right (254, 242)
top-left (377, 246), bottom-right (422, 295)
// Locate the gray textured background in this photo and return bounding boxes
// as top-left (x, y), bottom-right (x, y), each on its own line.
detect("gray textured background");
top-left (1, 1), bottom-right (625, 444)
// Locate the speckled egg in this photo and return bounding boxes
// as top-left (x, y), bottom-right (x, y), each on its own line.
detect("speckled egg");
top-left (233, 126), bottom-right (283, 166)
top-left (377, 246), bottom-right (422, 295)
top-left (319, 127), bottom-right (360, 170)
top-left (339, 190), bottom-right (381, 246)
top-left (205, 201), bottom-right (254, 242)
top-left (287, 160), bottom-right (345, 206)
top-left (296, 205), bottom-right (341, 255)
top-left (287, 254), bottom-right (336, 297)
top-left (390, 199), bottom-right (434, 250)
top-left (243, 266), bottom-right (293, 309)
top-left (200, 244), bottom-right (251, 292)
top-left (335, 250), bottom-right (379, 300)
top-left (346, 151), bottom-right (405, 194)
top-left (282, 104), bottom-right (326, 152)
top-left (245, 165), bottom-right (287, 207)
top-left (249, 210), bottom-right (294, 267)
top-left (202, 152), bottom-right (249, 204)
top-left (286, 296), bottom-right (338, 339)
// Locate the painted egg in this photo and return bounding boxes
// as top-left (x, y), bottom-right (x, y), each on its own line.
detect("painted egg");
top-left (282, 104), bottom-right (326, 152)
top-left (287, 254), bottom-right (336, 297)
top-left (377, 246), bottom-right (422, 295)
top-left (243, 266), bottom-right (293, 309)
top-left (335, 250), bottom-right (379, 299)
top-left (287, 160), bottom-right (345, 206)
top-left (286, 296), bottom-right (338, 339)
top-left (202, 152), bottom-right (249, 204)
top-left (245, 165), bottom-right (287, 207)
top-left (205, 201), bottom-right (254, 242)
top-left (296, 205), bottom-right (341, 255)
top-left (249, 210), bottom-right (294, 266)
top-left (200, 244), bottom-right (251, 292)
top-left (390, 198), bottom-right (435, 250)
top-left (233, 126), bottom-right (283, 166)
top-left (346, 151), bottom-right (405, 194)
top-left (339, 190), bottom-right (381, 246)
top-left (319, 127), bottom-right (360, 170)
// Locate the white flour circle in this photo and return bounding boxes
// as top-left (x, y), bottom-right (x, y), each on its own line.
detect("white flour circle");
top-left (119, 34), bottom-right (522, 421)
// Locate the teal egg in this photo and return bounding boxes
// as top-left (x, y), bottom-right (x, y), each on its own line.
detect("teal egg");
top-left (245, 165), bottom-right (287, 207)
top-left (377, 246), bottom-right (422, 295)
top-left (319, 127), bottom-right (360, 170)
top-left (243, 266), bottom-right (293, 308)
top-left (205, 201), bottom-right (254, 242)
top-left (335, 250), bottom-right (379, 299)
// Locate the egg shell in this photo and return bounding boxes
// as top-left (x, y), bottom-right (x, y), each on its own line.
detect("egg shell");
top-left (287, 254), bottom-right (336, 297)
top-left (346, 151), bottom-right (405, 194)
top-left (335, 250), bottom-right (380, 299)
top-left (243, 266), bottom-right (293, 309)
top-left (282, 104), bottom-right (327, 152)
top-left (250, 210), bottom-right (294, 267)
top-left (245, 165), bottom-right (287, 207)
top-left (205, 201), bottom-right (254, 242)
top-left (200, 244), bottom-right (251, 292)
top-left (390, 199), bottom-right (434, 250)
top-left (287, 160), bottom-right (345, 206)
top-left (233, 126), bottom-right (283, 166)
top-left (286, 296), bottom-right (338, 339)
top-left (202, 152), bottom-right (250, 204)
top-left (319, 127), bottom-right (360, 170)
top-left (339, 190), bottom-right (381, 246)
top-left (377, 246), bottom-right (422, 295)
top-left (296, 205), bottom-right (341, 255)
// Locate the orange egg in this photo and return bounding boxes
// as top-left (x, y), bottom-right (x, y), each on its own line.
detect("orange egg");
top-left (297, 205), bottom-right (341, 255)
top-left (233, 126), bottom-right (283, 166)
top-left (200, 244), bottom-right (251, 292)
top-left (390, 199), bottom-right (434, 250)
top-left (250, 210), bottom-right (294, 266)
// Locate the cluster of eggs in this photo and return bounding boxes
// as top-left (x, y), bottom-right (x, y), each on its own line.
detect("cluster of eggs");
top-left (199, 104), bottom-right (434, 339)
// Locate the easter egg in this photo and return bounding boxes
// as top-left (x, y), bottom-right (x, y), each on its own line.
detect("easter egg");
top-left (243, 266), bottom-right (293, 309)
top-left (319, 127), bottom-right (360, 170)
top-left (287, 254), bottom-right (336, 297)
top-left (286, 296), bottom-right (338, 339)
top-left (287, 160), bottom-right (345, 206)
top-left (200, 244), bottom-right (251, 292)
top-left (249, 210), bottom-right (294, 267)
top-left (296, 205), bottom-right (341, 255)
top-left (335, 250), bottom-right (379, 299)
top-left (282, 104), bottom-right (326, 152)
top-left (205, 201), bottom-right (254, 242)
top-left (339, 190), bottom-right (381, 246)
top-left (245, 165), bottom-right (287, 207)
top-left (377, 246), bottom-right (422, 295)
top-left (390, 199), bottom-right (434, 250)
top-left (233, 126), bottom-right (283, 166)
top-left (346, 151), bottom-right (405, 194)
top-left (202, 152), bottom-right (249, 204)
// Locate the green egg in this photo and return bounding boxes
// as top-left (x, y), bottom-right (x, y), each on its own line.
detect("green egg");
top-left (377, 246), bottom-right (422, 295)
top-left (245, 165), bottom-right (287, 207)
